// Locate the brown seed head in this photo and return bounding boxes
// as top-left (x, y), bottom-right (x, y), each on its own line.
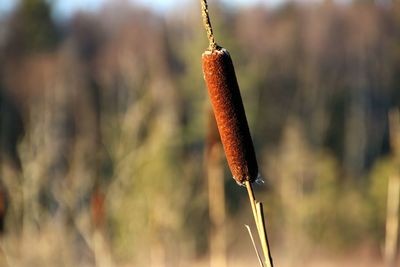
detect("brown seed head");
top-left (202, 48), bottom-right (258, 184)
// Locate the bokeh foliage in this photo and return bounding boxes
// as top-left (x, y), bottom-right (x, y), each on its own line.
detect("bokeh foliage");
top-left (0, 0), bottom-right (400, 266)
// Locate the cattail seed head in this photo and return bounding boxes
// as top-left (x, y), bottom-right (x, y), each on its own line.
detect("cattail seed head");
top-left (202, 48), bottom-right (258, 184)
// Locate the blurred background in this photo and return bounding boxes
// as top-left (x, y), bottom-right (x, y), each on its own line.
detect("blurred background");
top-left (0, 0), bottom-right (400, 266)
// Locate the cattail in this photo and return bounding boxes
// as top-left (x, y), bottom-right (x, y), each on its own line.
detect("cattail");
top-left (202, 48), bottom-right (258, 185)
top-left (200, 0), bottom-right (258, 185)
top-left (200, 2), bottom-right (274, 266)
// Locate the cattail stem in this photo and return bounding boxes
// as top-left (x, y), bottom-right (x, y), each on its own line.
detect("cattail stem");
top-left (256, 202), bottom-right (273, 267)
top-left (245, 181), bottom-right (274, 267)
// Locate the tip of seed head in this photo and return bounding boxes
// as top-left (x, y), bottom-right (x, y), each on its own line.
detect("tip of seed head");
top-left (202, 47), bottom-right (229, 57)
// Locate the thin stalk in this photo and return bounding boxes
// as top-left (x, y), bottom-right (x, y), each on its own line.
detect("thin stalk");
top-left (245, 181), bottom-right (274, 267)
top-left (200, 0), bottom-right (217, 51)
top-left (245, 181), bottom-right (260, 229)
top-left (256, 202), bottom-right (274, 267)
top-left (245, 225), bottom-right (264, 267)
top-left (245, 181), bottom-right (264, 250)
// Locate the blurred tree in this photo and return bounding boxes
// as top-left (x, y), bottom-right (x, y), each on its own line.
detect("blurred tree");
top-left (5, 0), bottom-right (59, 57)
